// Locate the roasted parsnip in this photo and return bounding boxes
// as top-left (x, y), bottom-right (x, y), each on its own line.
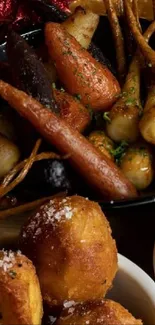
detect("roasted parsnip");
top-left (106, 55), bottom-right (141, 143)
top-left (140, 81), bottom-right (155, 144)
top-left (62, 7), bottom-right (99, 49)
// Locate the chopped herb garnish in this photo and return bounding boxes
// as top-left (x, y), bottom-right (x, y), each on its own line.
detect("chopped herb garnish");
top-left (86, 104), bottom-right (93, 119)
top-left (110, 141), bottom-right (129, 164)
top-left (60, 87), bottom-right (65, 93)
top-left (73, 68), bottom-right (77, 75)
top-left (77, 72), bottom-right (85, 79)
top-left (74, 94), bottom-right (82, 101)
top-left (129, 87), bottom-right (135, 94)
top-left (125, 98), bottom-right (136, 106)
top-left (103, 112), bottom-right (111, 123)
top-left (9, 270), bottom-right (17, 279)
top-left (52, 83), bottom-right (56, 89)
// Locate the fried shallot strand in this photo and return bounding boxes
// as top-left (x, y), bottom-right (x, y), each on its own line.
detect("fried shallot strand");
top-left (0, 139), bottom-right (42, 198)
top-left (132, 0), bottom-right (141, 32)
top-left (124, 0), bottom-right (155, 67)
top-left (104, 0), bottom-right (126, 84)
top-left (2, 152), bottom-right (67, 188)
top-left (152, 0), bottom-right (155, 20)
top-left (0, 192), bottom-right (66, 220)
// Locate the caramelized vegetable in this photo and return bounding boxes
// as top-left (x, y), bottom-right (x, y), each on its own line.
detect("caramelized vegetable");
top-left (120, 142), bottom-right (154, 190)
top-left (0, 134), bottom-right (20, 180)
top-left (88, 43), bottom-right (116, 76)
top-left (6, 30), bottom-right (58, 113)
top-left (124, 1), bottom-right (155, 67)
top-left (62, 7), bottom-right (99, 49)
top-left (53, 88), bottom-right (90, 132)
top-left (88, 130), bottom-right (114, 160)
top-left (139, 81), bottom-right (155, 144)
top-left (0, 139), bottom-right (41, 199)
top-left (69, 0), bottom-right (154, 21)
top-left (0, 80), bottom-right (137, 200)
top-left (45, 23), bottom-right (121, 112)
top-left (106, 54), bottom-right (141, 143)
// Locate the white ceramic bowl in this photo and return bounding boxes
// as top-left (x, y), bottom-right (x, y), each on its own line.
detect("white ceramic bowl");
top-left (107, 254), bottom-right (155, 324)
top-left (153, 243), bottom-right (155, 276)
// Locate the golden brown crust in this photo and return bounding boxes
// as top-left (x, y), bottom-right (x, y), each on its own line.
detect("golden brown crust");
top-left (20, 196), bottom-right (118, 307)
top-left (88, 131), bottom-right (114, 160)
top-left (0, 80), bottom-right (138, 200)
top-left (57, 299), bottom-right (143, 325)
top-left (0, 251), bottom-right (43, 325)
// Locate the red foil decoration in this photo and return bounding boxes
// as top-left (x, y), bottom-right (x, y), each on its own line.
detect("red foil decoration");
top-left (0, 0), bottom-right (72, 43)
top-left (50, 0), bottom-right (71, 12)
top-left (0, 0), bottom-right (18, 22)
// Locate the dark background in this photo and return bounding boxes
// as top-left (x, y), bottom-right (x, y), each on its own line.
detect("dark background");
top-left (104, 203), bottom-right (155, 279)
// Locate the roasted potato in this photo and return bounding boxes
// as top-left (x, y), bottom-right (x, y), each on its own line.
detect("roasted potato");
top-left (140, 107), bottom-right (155, 145)
top-left (0, 250), bottom-right (43, 325)
top-left (20, 196), bottom-right (118, 307)
top-left (120, 143), bottom-right (154, 190)
top-left (106, 103), bottom-right (140, 143)
top-left (62, 7), bottom-right (99, 49)
top-left (0, 134), bottom-right (20, 179)
top-left (88, 130), bottom-right (114, 160)
top-left (56, 299), bottom-right (143, 325)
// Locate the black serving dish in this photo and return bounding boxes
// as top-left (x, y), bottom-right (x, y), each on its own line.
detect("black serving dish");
top-left (1, 23), bottom-right (155, 209)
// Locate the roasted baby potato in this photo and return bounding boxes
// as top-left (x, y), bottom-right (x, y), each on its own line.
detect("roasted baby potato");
top-left (20, 196), bottom-right (118, 307)
top-left (106, 104), bottom-right (140, 143)
top-left (0, 250), bottom-right (43, 325)
top-left (53, 89), bottom-right (90, 132)
top-left (120, 143), bottom-right (154, 190)
top-left (62, 7), bottom-right (99, 49)
top-left (88, 130), bottom-right (114, 160)
top-left (0, 134), bottom-right (20, 179)
top-left (56, 299), bottom-right (143, 325)
top-left (140, 107), bottom-right (155, 145)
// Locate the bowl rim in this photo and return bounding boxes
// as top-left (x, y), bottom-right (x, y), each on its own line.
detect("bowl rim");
top-left (153, 244), bottom-right (155, 276)
top-left (118, 253), bottom-right (155, 303)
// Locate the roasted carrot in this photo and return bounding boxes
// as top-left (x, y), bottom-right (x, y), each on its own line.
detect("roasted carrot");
top-left (53, 89), bottom-right (90, 132)
top-left (0, 80), bottom-right (137, 200)
top-left (45, 23), bottom-right (121, 112)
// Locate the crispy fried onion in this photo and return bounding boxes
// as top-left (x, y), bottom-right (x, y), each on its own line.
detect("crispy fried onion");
top-left (124, 0), bottom-right (155, 67)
